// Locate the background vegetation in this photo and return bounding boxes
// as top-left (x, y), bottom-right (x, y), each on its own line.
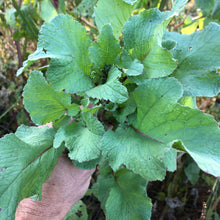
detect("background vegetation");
top-left (0, 0), bottom-right (220, 219)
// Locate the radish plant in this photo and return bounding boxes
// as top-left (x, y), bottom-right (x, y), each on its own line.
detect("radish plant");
top-left (1, 0), bottom-right (220, 219)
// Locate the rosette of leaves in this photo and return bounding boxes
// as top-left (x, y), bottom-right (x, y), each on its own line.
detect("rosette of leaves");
top-left (1, 0), bottom-right (220, 219)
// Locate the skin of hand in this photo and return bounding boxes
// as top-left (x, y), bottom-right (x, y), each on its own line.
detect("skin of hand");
top-left (15, 122), bottom-right (95, 220)
top-left (15, 155), bottom-right (95, 220)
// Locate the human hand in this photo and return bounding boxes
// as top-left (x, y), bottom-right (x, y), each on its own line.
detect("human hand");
top-left (15, 154), bottom-right (94, 220)
top-left (15, 122), bottom-right (95, 220)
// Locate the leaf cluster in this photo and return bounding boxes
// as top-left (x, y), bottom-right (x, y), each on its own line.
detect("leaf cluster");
top-left (1, 0), bottom-right (220, 219)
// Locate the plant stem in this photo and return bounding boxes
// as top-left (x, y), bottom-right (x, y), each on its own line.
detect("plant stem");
top-left (174, 15), bottom-right (205, 30)
top-left (173, 21), bottom-right (184, 29)
top-left (0, 0), bottom-right (4, 7)
top-left (206, 178), bottom-right (220, 218)
top-left (130, 125), bottom-right (164, 144)
top-left (14, 39), bottom-right (23, 68)
top-left (9, 27), bottom-right (23, 68)
top-left (11, 0), bottom-right (38, 40)
top-left (0, 102), bottom-right (19, 120)
top-left (22, 37), bottom-right (28, 60)
top-left (18, 0), bottom-right (22, 7)
top-left (159, 0), bottom-right (167, 11)
top-left (80, 17), bottom-right (98, 30)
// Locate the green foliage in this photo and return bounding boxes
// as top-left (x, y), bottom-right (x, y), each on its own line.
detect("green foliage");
top-left (73, 0), bottom-right (98, 17)
top-left (54, 112), bottom-right (104, 162)
top-left (164, 23), bottom-right (220, 96)
top-left (196, 0), bottom-right (215, 16)
top-left (93, 167), bottom-right (152, 219)
top-left (0, 125), bottom-right (63, 219)
top-left (32, 14), bottom-right (93, 93)
top-left (117, 52), bottom-right (144, 76)
top-left (212, 0), bottom-right (220, 19)
top-left (101, 127), bottom-right (171, 180)
top-left (134, 77), bottom-right (220, 177)
top-left (8, 1), bottom-right (39, 40)
top-left (123, 8), bottom-right (177, 79)
top-left (89, 24), bottom-right (121, 69)
top-left (23, 71), bottom-right (75, 125)
top-left (184, 158), bottom-right (200, 185)
top-left (86, 67), bottom-right (128, 104)
top-left (73, 157), bottom-right (101, 170)
top-left (195, 0), bottom-right (220, 27)
top-left (40, 0), bottom-right (58, 22)
top-left (1, 0), bottom-right (220, 219)
top-left (94, 0), bottom-right (138, 38)
top-left (105, 171), bottom-right (152, 220)
top-left (64, 200), bottom-right (88, 220)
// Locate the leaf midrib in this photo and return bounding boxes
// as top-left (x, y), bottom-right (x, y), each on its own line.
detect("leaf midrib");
top-left (0, 145), bottom-right (53, 199)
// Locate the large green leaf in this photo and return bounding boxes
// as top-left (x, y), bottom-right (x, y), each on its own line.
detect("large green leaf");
top-left (42, 14), bottom-right (92, 92)
top-left (54, 113), bottom-right (104, 162)
top-left (94, 0), bottom-right (137, 39)
top-left (123, 9), bottom-right (177, 79)
top-left (89, 24), bottom-right (121, 69)
top-left (164, 23), bottom-right (220, 96)
top-left (18, 15), bottom-right (93, 93)
top-left (23, 71), bottom-right (73, 125)
top-left (123, 9), bottom-right (163, 60)
top-left (92, 164), bottom-right (115, 209)
top-left (106, 172), bottom-right (152, 220)
top-left (93, 168), bottom-right (152, 220)
top-left (86, 67), bottom-right (128, 104)
top-left (133, 77), bottom-right (220, 177)
top-left (0, 126), bottom-right (62, 220)
top-left (15, 124), bottom-right (55, 146)
top-left (101, 127), bottom-right (172, 180)
top-left (38, 14), bottom-right (91, 73)
top-left (122, 0), bottom-right (188, 79)
top-left (140, 45), bottom-right (176, 78)
top-left (46, 58), bottom-right (92, 93)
